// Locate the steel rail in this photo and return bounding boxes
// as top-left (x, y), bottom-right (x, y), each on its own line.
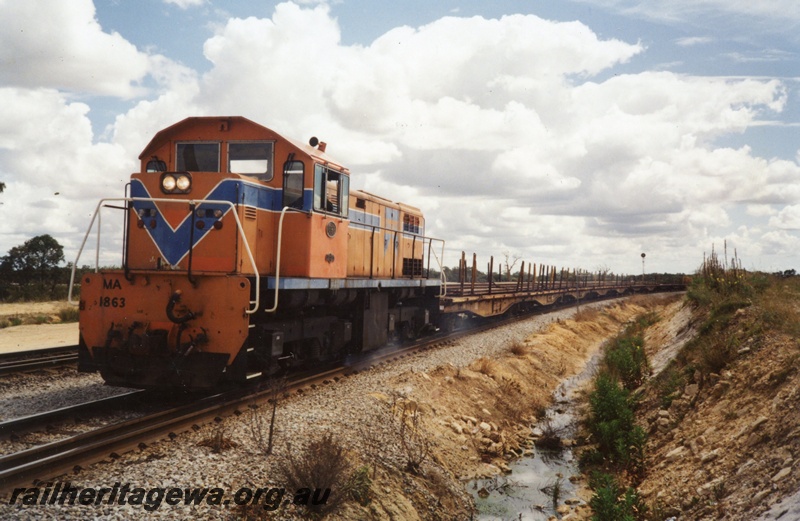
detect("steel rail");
top-left (0, 347), bottom-right (80, 376)
top-left (0, 391), bottom-right (146, 441)
top-left (0, 365), bottom-right (344, 493)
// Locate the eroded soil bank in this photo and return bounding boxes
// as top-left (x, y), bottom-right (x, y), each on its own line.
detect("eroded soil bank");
top-left (635, 297), bottom-right (800, 520)
top-left (331, 294), bottom-right (683, 520)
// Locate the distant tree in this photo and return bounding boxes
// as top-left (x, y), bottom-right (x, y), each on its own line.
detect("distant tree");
top-left (1, 234), bottom-right (65, 287)
top-left (502, 251), bottom-right (521, 281)
top-left (0, 181), bottom-right (5, 193)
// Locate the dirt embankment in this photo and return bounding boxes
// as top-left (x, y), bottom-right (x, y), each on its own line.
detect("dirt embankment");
top-left (635, 299), bottom-right (800, 520)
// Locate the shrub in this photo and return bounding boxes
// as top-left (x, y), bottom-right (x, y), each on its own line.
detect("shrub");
top-left (698, 336), bottom-right (737, 374)
top-left (588, 373), bottom-right (640, 465)
top-left (474, 357), bottom-right (498, 376)
top-left (197, 423), bottom-right (237, 453)
top-left (589, 472), bottom-right (647, 521)
top-left (535, 419), bottom-right (562, 450)
top-left (347, 466), bottom-right (372, 506)
top-left (57, 306), bottom-right (80, 323)
top-left (508, 340), bottom-right (528, 356)
top-left (604, 335), bottom-right (648, 390)
top-left (655, 364), bottom-right (685, 409)
top-left (396, 401), bottom-right (431, 474)
top-left (589, 375), bottom-right (634, 436)
top-left (277, 432), bottom-right (353, 516)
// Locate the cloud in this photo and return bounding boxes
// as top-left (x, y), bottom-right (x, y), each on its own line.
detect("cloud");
top-left (1, 1), bottom-right (799, 274)
top-left (0, 0), bottom-right (151, 97)
top-left (769, 205), bottom-right (800, 230)
top-left (164, 0), bottom-right (206, 9)
top-left (675, 36), bottom-right (713, 47)
top-left (725, 49), bottom-right (796, 63)
top-left (580, 0), bottom-right (800, 24)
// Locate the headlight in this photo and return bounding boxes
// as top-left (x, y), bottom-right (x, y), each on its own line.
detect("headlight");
top-left (176, 174), bottom-right (191, 191)
top-left (160, 172), bottom-right (192, 193)
top-left (161, 174), bottom-right (177, 191)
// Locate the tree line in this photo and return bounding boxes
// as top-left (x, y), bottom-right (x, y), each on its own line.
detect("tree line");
top-left (0, 234), bottom-right (89, 301)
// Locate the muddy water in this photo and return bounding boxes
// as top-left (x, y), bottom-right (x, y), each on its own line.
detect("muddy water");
top-left (469, 348), bottom-right (603, 520)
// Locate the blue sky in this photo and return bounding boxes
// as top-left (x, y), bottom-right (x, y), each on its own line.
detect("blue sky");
top-left (1, 0), bottom-right (799, 274)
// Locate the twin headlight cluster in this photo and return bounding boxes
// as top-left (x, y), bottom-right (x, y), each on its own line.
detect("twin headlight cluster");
top-left (160, 172), bottom-right (192, 193)
top-left (145, 173), bottom-right (225, 230)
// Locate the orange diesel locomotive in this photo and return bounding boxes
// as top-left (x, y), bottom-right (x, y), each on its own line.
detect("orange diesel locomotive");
top-left (72, 116), bottom-right (444, 389)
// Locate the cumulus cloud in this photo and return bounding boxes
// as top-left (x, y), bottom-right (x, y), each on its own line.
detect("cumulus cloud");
top-left (2, 1), bottom-right (799, 274)
top-left (769, 206), bottom-right (800, 230)
top-left (0, 0), bottom-right (150, 97)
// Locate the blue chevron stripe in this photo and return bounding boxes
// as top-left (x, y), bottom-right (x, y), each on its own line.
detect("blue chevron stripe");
top-left (130, 178), bottom-right (312, 266)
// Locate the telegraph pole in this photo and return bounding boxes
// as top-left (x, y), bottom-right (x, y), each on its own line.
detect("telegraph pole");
top-left (641, 252), bottom-right (646, 283)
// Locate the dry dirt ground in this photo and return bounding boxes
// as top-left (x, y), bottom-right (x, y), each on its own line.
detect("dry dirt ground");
top-left (636, 301), bottom-right (800, 520)
top-left (7, 294), bottom-right (795, 520)
top-left (0, 301), bottom-right (79, 353)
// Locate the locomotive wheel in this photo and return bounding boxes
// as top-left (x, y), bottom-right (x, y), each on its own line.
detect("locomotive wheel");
top-left (400, 321), bottom-right (416, 342)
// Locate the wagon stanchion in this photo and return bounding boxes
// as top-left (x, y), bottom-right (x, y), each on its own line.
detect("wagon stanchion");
top-left (488, 256), bottom-right (493, 295)
top-left (470, 253), bottom-right (477, 295)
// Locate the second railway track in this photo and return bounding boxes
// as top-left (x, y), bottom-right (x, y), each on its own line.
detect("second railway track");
top-left (0, 346), bottom-right (79, 376)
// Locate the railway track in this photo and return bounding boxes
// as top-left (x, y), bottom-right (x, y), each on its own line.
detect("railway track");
top-left (0, 346), bottom-right (79, 375)
top-left (0, 390), bottom-right (146, 441)
top-left (0, 292), bottom-right (681, 493)
top-left (0, 302), bottom-right (539, 493)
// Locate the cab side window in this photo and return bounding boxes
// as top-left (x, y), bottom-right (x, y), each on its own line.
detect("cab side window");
top-left (313, 165), bottom-right (349, 217)
top-left (283, 160), bottom-right (304, 209)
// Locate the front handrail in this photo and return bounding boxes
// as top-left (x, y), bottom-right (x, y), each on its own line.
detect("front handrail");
top-left (68, 197), bottom-right (261, 315)
top-left (264, 206), bottom-right (295, 314)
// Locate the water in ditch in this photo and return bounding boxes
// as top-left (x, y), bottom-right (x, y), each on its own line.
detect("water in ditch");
top-left (468, 349), bottom-right (603, 520)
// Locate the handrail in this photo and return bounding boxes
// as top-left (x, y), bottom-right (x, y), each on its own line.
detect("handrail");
top-left (427, 238), bottom-right (447, 297)
top-left (263, 206), bottom-right (295, 314)
top-left (68, 197), bottom-right (261, 315)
